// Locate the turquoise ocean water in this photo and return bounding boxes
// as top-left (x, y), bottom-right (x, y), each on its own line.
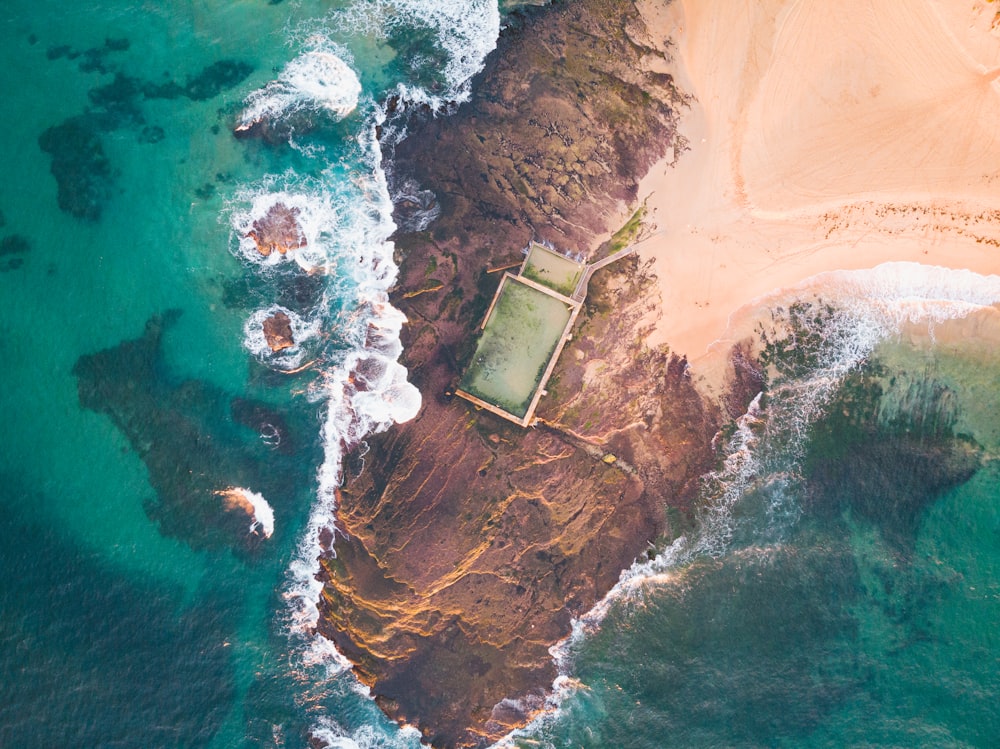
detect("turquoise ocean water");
top-left (0, 0), bottom-right (493, 746)
top-left (3, 2), bottom-right (1000, 748)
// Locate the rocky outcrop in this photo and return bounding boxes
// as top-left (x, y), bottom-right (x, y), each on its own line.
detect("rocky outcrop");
top-left (246, 203), bottom-right (307, 258)
top-left (389, 0), bottom-right (687, 254)
top-left (262, 310), bottom-right (295, 352)
top-left (317, 0), bottom-right (732, 746)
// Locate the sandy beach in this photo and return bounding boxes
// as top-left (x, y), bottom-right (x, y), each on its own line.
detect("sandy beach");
top-left (633, 0), bottom-right (1000, 371)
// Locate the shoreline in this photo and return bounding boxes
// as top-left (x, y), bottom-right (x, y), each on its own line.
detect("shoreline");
top-left (631, 0), bottom-right (1000, 378)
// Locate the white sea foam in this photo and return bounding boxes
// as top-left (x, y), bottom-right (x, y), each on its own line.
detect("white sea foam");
top-left (230, 184), bottom-right (349, 273)
top-left (241, 488), bottom-right (275, 538)
top-left (498, 262), bottom-right (1000, 746)
top-left (217, 487), bottom-right (275, 539)
top-left (262, 123), bottom-right (422, 725)
top-left (332, 0), bottom-right (499, 98)
top-left (237, 40), bottom-right (362, 131)
top-left (311, 716), bottom-right (425, 749)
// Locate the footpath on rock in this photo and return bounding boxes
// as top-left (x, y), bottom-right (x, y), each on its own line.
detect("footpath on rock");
top-left (316, 0), bottom-right (758, 745)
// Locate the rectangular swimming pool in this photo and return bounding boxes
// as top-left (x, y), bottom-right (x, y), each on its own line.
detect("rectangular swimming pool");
top-left (458, 275), bottom-right (575, 419)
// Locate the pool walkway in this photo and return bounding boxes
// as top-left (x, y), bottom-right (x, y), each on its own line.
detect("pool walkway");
top-left (455, 241), bottom-right (636, 427)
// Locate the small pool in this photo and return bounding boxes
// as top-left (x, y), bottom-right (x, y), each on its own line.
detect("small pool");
top-left (521, 242), bottom-right (584, 297)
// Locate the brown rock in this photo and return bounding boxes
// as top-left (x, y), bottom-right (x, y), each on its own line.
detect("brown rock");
top-left (317, 0), bottom-right (731, 746)
top-left (262, 311), bottom-right (295, 352)
top-left (246, 203), bottom-right (306, 257)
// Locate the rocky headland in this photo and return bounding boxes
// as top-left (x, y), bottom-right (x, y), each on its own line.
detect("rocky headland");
top-left (316, 0), bottom-right (755, 746)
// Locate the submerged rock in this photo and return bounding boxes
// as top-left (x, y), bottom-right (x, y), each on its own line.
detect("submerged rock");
top-left (72, 312), bottom-right (313, 553)
top-left (182, 60), bottom-right (254, 101)
top-left (805, 363), bottom-right (982, 551)
top-left (0, 234), bottom-right (31, 256)
top-left (38, 116), bottom-right (113, 221)
top-left (0, 233), bottom-right (28, 271)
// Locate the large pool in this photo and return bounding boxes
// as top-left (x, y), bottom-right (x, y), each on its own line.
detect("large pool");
top-left (459, 275), bottom-right (575, 418)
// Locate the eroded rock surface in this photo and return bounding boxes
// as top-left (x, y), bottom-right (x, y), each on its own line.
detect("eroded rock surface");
top-left (389, 0), bottom-right (687, 253)
top-left (317, 0), bottom-right (734, 746)
top-left (247, 203), bottom-right (307, 258)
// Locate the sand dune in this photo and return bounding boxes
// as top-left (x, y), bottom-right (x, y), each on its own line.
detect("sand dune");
top-left (634, 0), bottom-right (1000, 370)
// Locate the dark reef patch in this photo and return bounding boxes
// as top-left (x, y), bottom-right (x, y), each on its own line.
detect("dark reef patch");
top-left (183, 60), bottom-right (255, 101)
top-left (222, 272), bottom-right (327, 315)
top-left (139, 60), bottom-right (255, 101)
top-left (39, 45), bottom-right (252, 218)
top-left (0, 234), bottom-right (30, 256)
top-left (45, 44), bottom-right (76, 61)
top-left (46, 36), bottom-right (131, 74)
top-left (72, 311), bottom-right (316, 553)
top-left (88, 72), bottom-right (145, 126)
top-left (0, 234), bottom-right (31, 272)
top-left (195, 182), bottom-right (216, 200)
top-left (231, 397), bottom-right (297, 455)
top-left (805, 361), bottom-right (981, 550)
top-left (38, 116), bottom-right (113, 220)
top-left (139, 124), bottom-right (166, 144)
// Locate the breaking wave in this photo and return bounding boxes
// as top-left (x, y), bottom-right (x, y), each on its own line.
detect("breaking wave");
top-left (241, 487), bottom-right (276, 539)
top-left (237, 39), bottom-right (362, 132)
top-left (310, 716), bottom-right (425, 749)
top-left (499, 262), bottom-right (1000, 747)
top-left (332, 0), bottom-right (500, 98)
